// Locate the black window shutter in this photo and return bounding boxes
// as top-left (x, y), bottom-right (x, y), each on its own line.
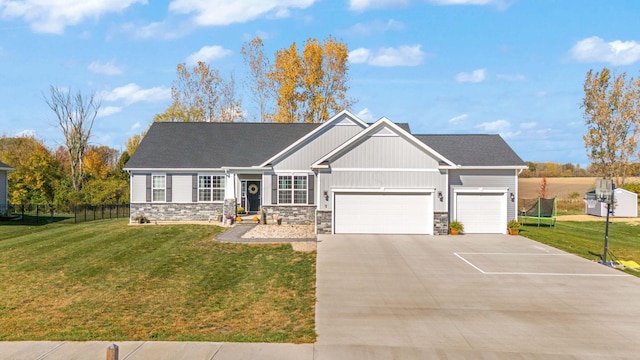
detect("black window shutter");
top-left (308, 174), bottom-right (315, 204)
top-left (192, 174), bottom-right (198, 202)
top-left (166, 174), bottom-right (172, 202)
top-left (145, 174), bottom-right (151, 202)
top-left (271, 175), bottom-right (278, 204)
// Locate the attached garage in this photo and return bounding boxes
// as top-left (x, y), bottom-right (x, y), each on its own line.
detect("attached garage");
top-left (454, 191), bottom-right (507, 234)
top-left (334, 192), bottom-right (434, 234)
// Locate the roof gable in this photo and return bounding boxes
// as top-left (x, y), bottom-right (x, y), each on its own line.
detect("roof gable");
top-left (313, 117), bottom-right (455, 168)
top-left (259, 109), bottom-right (368, 167)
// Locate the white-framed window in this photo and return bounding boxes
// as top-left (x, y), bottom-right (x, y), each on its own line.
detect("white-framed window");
top-left (278, 175), bottom-right (307, 204)
top-left (152, 175), bottom-right (166, 202)
top-left (199, 175), bottom-right (225, 202)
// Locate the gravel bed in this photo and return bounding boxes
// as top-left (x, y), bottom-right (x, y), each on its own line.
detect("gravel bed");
top-left (242, 224), bottom-right (316, 239)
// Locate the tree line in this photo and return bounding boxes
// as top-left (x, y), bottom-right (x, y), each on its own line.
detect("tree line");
top-left (2, 38), bottom-right (640, 206)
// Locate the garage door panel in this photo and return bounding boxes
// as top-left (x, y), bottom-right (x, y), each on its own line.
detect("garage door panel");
top-left (335, 193), bottom-right (433, 234)
top-left (455, 193), bottom-right (506, 234)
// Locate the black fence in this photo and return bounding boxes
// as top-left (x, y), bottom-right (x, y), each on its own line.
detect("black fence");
top-left (1, 203), bottom-right (130, 224)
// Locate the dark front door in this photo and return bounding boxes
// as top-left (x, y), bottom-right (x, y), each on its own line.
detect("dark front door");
top-left (246, 181), bottom-right (261, 212)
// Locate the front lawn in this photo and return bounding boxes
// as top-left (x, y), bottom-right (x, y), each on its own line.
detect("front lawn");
top-left (0, 219), bottom-right (316, 342)
top-left (520, 221), bottom-right (640, 276)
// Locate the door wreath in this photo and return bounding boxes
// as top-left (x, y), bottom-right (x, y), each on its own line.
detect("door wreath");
top-left (248, 183), bottom-right (259, 194)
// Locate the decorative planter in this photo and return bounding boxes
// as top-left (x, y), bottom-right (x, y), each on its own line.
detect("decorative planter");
top-left (508, 228), bottom-right (519, 235)
top-left (450, 229), bottom-right (459, 235)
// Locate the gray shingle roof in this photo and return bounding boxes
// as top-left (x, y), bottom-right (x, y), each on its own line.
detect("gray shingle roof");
top-left (415, 134), bottom-right (526, 167)
top-left (0, 160), bottom-right (13, 170)
top-left (125, 122), bottom-right (322, 169)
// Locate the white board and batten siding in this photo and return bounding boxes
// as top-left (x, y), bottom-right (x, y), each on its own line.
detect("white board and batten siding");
top-left (271, 121), bottom-right (364, 171)
top-left (130, 172), bottom-right (148, 203)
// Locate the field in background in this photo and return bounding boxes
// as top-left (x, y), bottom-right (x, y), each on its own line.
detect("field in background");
top-left (519, 177), bottom-right (640, 214)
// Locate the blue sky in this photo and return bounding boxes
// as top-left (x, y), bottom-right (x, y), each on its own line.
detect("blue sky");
top-left (1, 0), bottom-right (639, 166)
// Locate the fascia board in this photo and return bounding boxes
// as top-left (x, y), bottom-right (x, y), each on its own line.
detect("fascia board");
top-left (259, 110), bottom-right (369, 167)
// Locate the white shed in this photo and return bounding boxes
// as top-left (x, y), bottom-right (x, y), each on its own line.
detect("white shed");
top-left (585, 188), bottom-right (638, 218)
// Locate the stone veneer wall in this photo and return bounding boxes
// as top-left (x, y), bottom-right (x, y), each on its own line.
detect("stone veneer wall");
top-left (433, 212), bottom-right (449, 235)
top-left (262, 205), bottom-right (315, 225)
top-left (131, 203), bottom-right (224, 221)
top-left (316, 210), bottom-right (332, 234)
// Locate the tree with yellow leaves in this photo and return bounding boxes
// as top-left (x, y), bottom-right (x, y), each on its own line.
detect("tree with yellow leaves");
top-left (582, 68), bottom-right (640, 185)
top-left (243, 35), bottom-right (352, 123)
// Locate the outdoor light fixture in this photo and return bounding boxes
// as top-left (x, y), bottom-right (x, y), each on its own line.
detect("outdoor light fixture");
top-left (437, 191), bottom-right (443, 201)
top-left (510, 193), bottom-right (515, 201)
top-left (323, 191), bottom-right (329, 201)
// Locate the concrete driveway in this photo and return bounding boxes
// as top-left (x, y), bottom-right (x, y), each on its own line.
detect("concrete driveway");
top-left (315, 234), bottom-right (640, 359)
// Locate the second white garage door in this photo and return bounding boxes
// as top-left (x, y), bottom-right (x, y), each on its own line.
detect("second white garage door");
top-left (334, 193), bottom-right (433, 234)
top-left (455, 193), bottom-right (507, 234)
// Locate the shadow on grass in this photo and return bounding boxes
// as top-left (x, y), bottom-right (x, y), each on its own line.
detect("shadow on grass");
top-left (0, 214), bottom-right (73, 226)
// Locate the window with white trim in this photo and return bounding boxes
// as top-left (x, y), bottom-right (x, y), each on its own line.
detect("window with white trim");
top-left (199, 175), bottom-right (225, 202)
top-left (278, 175), bottom-right (307, 204)
top-left (152, 175), bottom-right (165, 202)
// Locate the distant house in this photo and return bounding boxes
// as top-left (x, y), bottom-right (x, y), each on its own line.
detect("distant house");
top-left (586, 188), bottom-right (638, 218)
top-left (124, 110), bottom-right (527, 234)
top-left (0, 160), bottom-right (13, 213)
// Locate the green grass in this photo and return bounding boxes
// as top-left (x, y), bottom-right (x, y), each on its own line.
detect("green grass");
top-left (0, 219), bottom-right (316, 342)
top-left (519, 221), bottom-right (640, 276)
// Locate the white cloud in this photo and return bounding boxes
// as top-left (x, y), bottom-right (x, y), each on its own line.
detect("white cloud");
top-left (186, 45), bottom-right (232, 65)
top-left (97, 106), bottom-right (122, 118)
top-left (349, 0), bottom-right (509, 11)
top-left (343, 19), bottom-right (405, 37)
top-left (0, 0), bottom-right (146, 34)
top-left (356, 108), bottom-right (374, 121)
top-left (455, 69), bottom-right (486, 83)
top-left (569, 36), bottom-right (640, 66)
top-left (520, 121), bottom-right (537, 129)
top-left (496, 73), bottom-right (525, 81)
top-left (101, 83), bottom-right (170, 104)
top-left (169, 0), bottom-right (316, 26)
top-left (477, 119), bottom-right (510, 132)
top-left (88, 60), bottom-right (124, 76)
top-left (349, 0), bottom-right (410, 11)
top-left (131, 122), bottom-right (141, 131)
top-left (349, 45), bottom-right (425, 67)
top-left (449, 114), bottom-right (468, 124)
top-left (15, 129), bottom-right (36, 138)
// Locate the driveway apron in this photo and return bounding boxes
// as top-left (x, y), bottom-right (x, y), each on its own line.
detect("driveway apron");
top-left (314, 234), bottom-right (640, 359)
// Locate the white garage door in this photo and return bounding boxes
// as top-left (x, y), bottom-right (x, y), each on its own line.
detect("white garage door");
top-left (334, 193), bottom-right (433, 234)
top-left (455, 193), bottom-right (507, 234)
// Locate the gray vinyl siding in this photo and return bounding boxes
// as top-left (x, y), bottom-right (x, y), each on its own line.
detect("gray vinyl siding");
top-left (449, 169), bottom-right (518, 220)
top-left (131, 173), bottom-right (148, 203)
top-left (319, 170), bottom-right (448, 212)
top-left (171, 174), bottom-right (193, 203)
top-left (330, 135), bottom-right (441, 169)
top-left (272, 123), bottom-right (364, 171)
top-left (0, 171), bottom-right (7, 207)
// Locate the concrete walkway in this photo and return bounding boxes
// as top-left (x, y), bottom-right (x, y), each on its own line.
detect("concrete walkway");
top-left (0, 341), bottom-right (313, 359)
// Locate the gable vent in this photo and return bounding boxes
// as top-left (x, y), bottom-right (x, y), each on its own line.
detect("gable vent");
top-left (371, 127), bottom-right (398, 137)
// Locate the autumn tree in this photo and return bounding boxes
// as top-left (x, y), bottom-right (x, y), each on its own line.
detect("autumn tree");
top-left (241, 36), bottom-right (273, 122)
top-left (155, 62), bottom-right (241, 122)
top-left (582, 68), bottom-right (640, 185)
top-left (269, 42), bottom-right (303, 123)
top-left (0, 136), bottom-right (61, 204)
top-left (44, 86), bottom-right (100, 191)
top-left (253, 36), bottom-right (351, 123)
